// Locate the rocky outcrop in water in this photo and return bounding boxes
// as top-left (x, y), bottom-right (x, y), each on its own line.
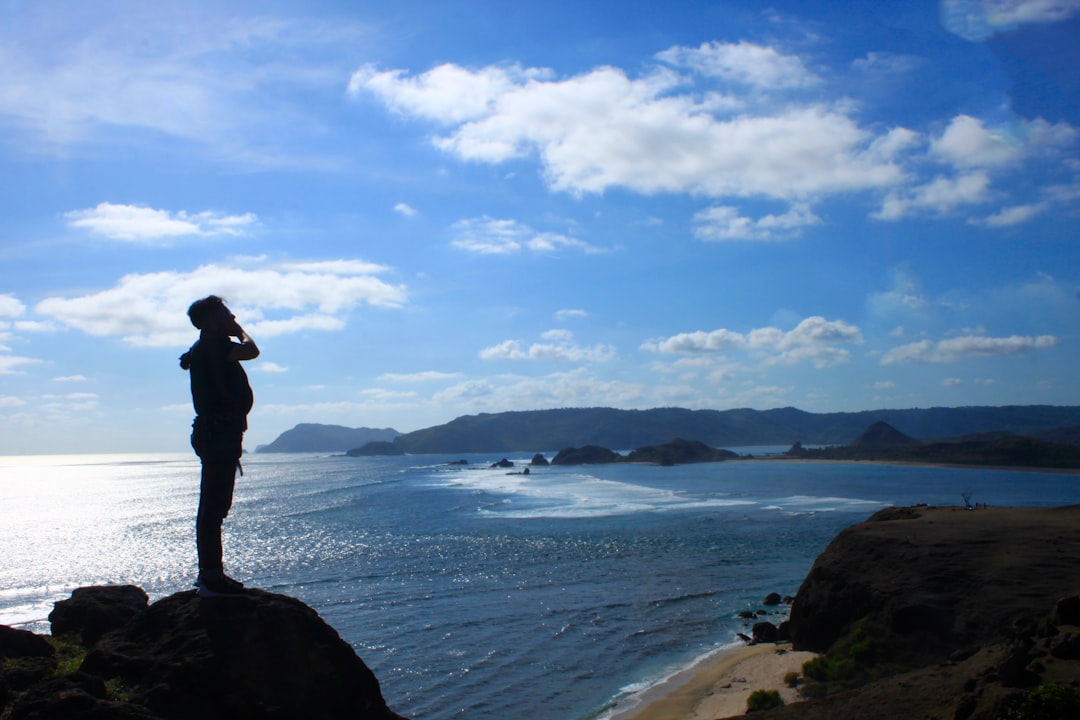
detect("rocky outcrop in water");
top-left (1, 586), bottom-right (405, 720)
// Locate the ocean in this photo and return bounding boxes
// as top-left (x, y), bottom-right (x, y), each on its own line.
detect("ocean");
top-left (2, 451), bottom-right (1078, 719)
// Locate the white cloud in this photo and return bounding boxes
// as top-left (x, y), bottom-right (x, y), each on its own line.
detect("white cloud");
top-left (876, 171), bottom-right (991, 219)
top-left (377, 370), bottom-right (464, 383)
top-left (480, 332), bottom-right (616, 362)
top-left (394, 202), bottom-right (418, 217)
top-left (0, 396), bottom-right (26, 408)
top-left (874, 380), bottom-right (896, 389)
top-left (931, 115), bottom-right (1022, 168)
top-left (554, 308), bottom-right (588, 321)
top-left (432, 368), bottom-right (646, 412)
top-left (255, 362), bottom-right (288, 373)
top-left (943, 0), bottom-right (1080, 40)
top-left (34, 258), bottom-right (406, 347)
top-left (972, 202), bottom-right (1049, 227)
top-left (693, 203), bottom-right (821, 241)
top-left (0, 294), bottom-right (26, 317)
top-left (349, 62), bottom-right (551, 123)
top-left (0, 355), bottom-right (42, 374)
top-left (52, 375), bottom-right (88, 382)
top-left (351, 61), bottom-right (909, 201)
top-left (450, 216), bottom-right (600, 254)
top-left (881, 333), bottom-right (1060, 364)
top-left (66, 202), bottom-right (257, 242)
top-left (643, 316), bottom-right (863, 368)
top-left (655, 40), bottom-right (819, 89)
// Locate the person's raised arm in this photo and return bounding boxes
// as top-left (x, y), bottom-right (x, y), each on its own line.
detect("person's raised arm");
top-left (228, 326), bottom-right (260, 362)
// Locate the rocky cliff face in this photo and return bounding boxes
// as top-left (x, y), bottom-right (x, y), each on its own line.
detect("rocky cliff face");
top-left (768, 505), bottom-right (1080, 719)
top-left (1, 586), bottom-right (406, 720)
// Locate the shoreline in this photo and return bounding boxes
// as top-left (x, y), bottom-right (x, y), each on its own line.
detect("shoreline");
top-left (610, 642), bottom-right (816, 720)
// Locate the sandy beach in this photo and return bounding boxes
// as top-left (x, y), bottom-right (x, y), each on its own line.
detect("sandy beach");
top-left (617, 643), bottom-right (816, 720)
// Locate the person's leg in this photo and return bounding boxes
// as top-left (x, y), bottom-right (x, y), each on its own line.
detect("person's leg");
top-left (196, 454), bottom-right (237, 579)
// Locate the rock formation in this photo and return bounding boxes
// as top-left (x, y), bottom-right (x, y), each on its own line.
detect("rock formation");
top-left (2, 586), bottom-right (406, 720)
top-left (763, 505), bottom-right (1080, 719)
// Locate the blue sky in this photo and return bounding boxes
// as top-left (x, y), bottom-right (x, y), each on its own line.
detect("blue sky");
top-left (1, 0), bottom-right (1078, 454)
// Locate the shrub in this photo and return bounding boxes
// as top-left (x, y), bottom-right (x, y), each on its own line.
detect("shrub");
top-left (1003, 682), bottom-right (1080, 719)
top-left (784, 671), bottom-right (799, 687)
top-left (746, 689), bottom-right (784, 713)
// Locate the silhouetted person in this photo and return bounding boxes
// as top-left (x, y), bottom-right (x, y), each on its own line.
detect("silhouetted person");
top-left (179, 296), bottom-right (259, 597)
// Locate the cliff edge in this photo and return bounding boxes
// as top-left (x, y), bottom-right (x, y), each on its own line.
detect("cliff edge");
top-left (0, 586), bottom-right (406, 720)
top-left (762, 505), bottom-right (1080, 719)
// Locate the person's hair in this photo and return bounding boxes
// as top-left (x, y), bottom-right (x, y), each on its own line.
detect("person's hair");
top-left (187, 295), bottom-right (227, 329)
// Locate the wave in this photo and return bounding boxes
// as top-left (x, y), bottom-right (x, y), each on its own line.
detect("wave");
top-left (424, 466), bottom-right (756, 519)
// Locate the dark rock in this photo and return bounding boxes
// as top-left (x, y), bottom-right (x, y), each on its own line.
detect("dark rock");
top-left (764, 592), bottom-right (782, 606)
top-left (447, 459), bottom-right (469, 465)
top-left (0, 625), bottom-right (55, 660)
top-left (785, 441), bottom-right (807, 457)
top-left (530, 453), bottom-right (549, 466)
top-left (752, 621), bottom-right (779, 644)
top-left (81, 588), bottom-right (405, 720)
top-left (8, 672), bottom-right (161, 720)
top-left (1054, 595), bottom-right (1080, 626)
top-left (49, 585), bottom-right (149, 646)
top-left (738, 610), bottom-right (757, 620)
top-left (996, 640), bottom-right (1039, 688)
top-left (737, 632), bottom-right (752, 644)
top-left (551, 445), bottom-right (623, 465)
top-left (777, 621), bottom-right (791, 642)
top-left (625, 438), bottom-right (737, 466)
top-left (1050, 632), bottom-right (1080, 660)
top-left (490, 458), bottom-right (514, 468)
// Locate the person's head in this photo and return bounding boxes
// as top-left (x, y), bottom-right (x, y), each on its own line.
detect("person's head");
top-left (187, 295), bottom-right (232, 331)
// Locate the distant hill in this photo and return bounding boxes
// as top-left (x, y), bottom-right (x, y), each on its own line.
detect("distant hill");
top-left (378, 405), bottom-right (1080, 454)
top-left (849, 421), bottom-right (918, 447)
top-left (256, 424), bottom-right (400, 453)
top-left (797, 423), bottom-right (1080, 469)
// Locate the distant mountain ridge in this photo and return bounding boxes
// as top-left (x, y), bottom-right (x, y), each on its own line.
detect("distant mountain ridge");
top-left (256, 423), bottom-right (400, 453)
top-left (345, 405), bottom-right (1080, 454)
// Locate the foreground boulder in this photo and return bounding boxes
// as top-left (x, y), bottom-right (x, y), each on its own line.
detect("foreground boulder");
top-left (3, 586), bottom-right (405, 720)
top-left (49, 585), bottom-right (149, 645)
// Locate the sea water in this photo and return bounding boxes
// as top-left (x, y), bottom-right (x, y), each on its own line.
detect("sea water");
top-left (1, 451), bottom-right (1078, 719)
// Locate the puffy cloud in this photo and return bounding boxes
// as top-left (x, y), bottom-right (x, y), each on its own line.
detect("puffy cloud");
top-left (0, 294), bottom-right (26, 317)
top-left (349, 62), bottom-right (551, 123)
top-left (393, 202), bottom-right (418, 217)
top-left (350, 60), bottom-right (909, 201)
top-left (931, 115), bottom-right (1022, 168)
top-left (693, 203), bottom-right (821, 241)
top-left (480, 332), bottom-right (616, 362)
top-left (643, 316), bottom-right (862, 368)
top-left (451, 216), bottom-right (600, 254)
top-left (34, 258), bottom-right (406, 347)
top-left (66, 202), bottom-right (256, 242)
top-left (881, 333), bottom-right (1060, 364)
top-left (655, 40), bottom-right (819, 89)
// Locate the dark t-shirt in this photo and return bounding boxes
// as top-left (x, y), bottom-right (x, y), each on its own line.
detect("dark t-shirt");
top-left (183, 332), bottom-right (254, 423)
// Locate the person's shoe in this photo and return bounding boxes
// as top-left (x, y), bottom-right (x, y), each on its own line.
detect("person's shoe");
top-left (197, 572), bottom-right (247, 597)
